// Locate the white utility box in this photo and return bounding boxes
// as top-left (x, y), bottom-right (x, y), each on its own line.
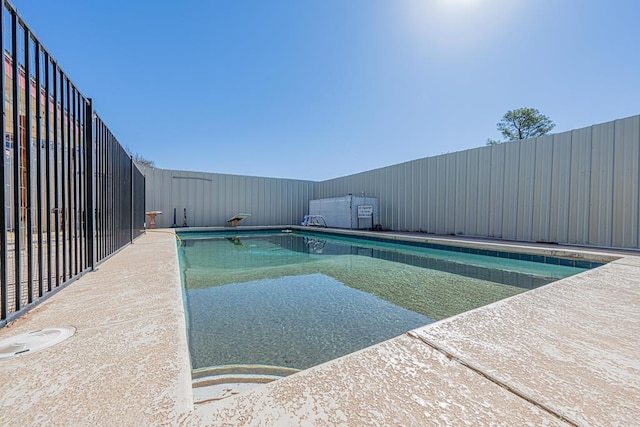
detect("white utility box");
top-left (308, 195), bottom-right (379, 229)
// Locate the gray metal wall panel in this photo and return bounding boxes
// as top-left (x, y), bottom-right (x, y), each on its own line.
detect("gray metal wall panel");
top-left (287, 180), bottom-right (294, 223)
top-left (379, 167), bottom-right (390, 229)
top-left (274, 179), bottom-right (282, 224)
top-left (384, 166), bottom-right (393, 229)
top-left (385, 166), bottom-right (394, 229)
top-left (488, 146), bottom-right (505, 238)
top-left (501, 142), bottom-right (520, 239)
top-left (230, 175), bottom-right (239, 216)
top-left (589, 122), bottom-right (615, 246)
top-left (475, 148), bottom-right (491, 236)
top-left (426, 157), bottom-right (438, 233)
top-left (454, 151), bottom-right (467, 235)
top-left (433, 156), bottom-right (446, 234)
top-left (549, 132), bottom-right (572, 243)
top-left (465, 149), bottom-right (479, 235)
top-left (217, 174), bottom-right (226, 224)
top-left (567, 127), bottom-right (593, 244)
top-left (395, 164), bottom-right (402, 230)
top-left (409, 162), bottom-right (416, 229)
top-left (266, 178), bottom-right (275, 223)
top-left (418, 159), bottom-right (428, 231)
top-left (249, 178), bottom-right (259, 224)
top-left (388, 167), bottom-right (397, 230)
top-left (408, 161), bottom-right (417, 231)
top-left (414, 160), bottom-right (422, 231)
top-left (516, 140), bottom-right (536, 240)
top-left (402, 162), bottom-right (412, 230)
top-left (532, 136), bottom-right (554, 242)
top-left (612, 116), bottom-right (640, 248)
top-left (444, 154), bottom-right (457, 234)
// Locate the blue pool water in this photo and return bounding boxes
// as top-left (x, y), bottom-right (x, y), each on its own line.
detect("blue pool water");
top-left (187, 273), bottom-right (433, 370)
top-left (178, 230), bottom-right (591, 372)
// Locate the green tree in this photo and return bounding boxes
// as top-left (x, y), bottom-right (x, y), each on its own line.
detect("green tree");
top-left (487, 107), bottom-right (555, 145)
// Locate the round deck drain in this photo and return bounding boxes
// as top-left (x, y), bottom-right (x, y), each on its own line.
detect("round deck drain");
top-left (0, 327), bottom-right (75, 361)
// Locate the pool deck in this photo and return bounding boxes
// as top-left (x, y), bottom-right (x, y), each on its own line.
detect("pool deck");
top-left (1, 228), bottom-right (639, 425)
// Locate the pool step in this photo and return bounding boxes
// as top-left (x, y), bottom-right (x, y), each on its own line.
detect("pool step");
top-left (192, 364), bottom-right (301, 405)
top-left (193, 364), bottom-right (301, 379)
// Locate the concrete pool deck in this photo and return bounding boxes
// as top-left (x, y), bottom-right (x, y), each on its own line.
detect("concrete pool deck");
top-left (0, 228), bottom-right (639, 425)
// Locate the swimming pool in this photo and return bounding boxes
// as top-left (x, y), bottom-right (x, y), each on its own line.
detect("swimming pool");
top-left (177, 229), bottom-right (594, 379)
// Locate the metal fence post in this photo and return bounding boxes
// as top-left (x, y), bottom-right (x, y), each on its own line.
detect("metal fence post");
top-left (11, 11), bottom-right (22, 311)
top-left (130, 156), bottom-right (134, 243)
top-left (0, 4), bottom-right (8, 321)
top-left (85, 99), bottom-right (95, 270)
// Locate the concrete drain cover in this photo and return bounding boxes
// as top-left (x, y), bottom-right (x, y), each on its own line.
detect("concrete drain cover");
top-left (0, 327), bottom-right (75, 360)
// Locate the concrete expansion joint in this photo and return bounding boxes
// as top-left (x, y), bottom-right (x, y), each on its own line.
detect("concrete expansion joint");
top-left (405, 331), bottom-right (579, 427)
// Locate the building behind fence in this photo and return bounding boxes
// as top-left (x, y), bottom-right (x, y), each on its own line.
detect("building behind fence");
top-left (1, 2), bottom-right (145, 326)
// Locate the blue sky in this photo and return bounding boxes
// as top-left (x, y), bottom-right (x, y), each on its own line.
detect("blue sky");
top-left (11, 0), bottom-right (640, 181)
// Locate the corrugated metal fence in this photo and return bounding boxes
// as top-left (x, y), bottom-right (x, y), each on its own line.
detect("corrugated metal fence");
top-left (317, 115), bottom-right (640, 248)
top-left (1, 2), bottom-right (145, 326)
top-left (144, 115), bottom-right (640, 249)
top-left (143, 168), bottom-right (314, 228)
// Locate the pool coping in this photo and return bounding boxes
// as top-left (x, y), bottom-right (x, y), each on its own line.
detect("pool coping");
top-left (1, 227), bottom-right (639, 425)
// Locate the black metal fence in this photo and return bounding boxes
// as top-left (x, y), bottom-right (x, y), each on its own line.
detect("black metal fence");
top-left (1, 2), bottom-right (145, 326)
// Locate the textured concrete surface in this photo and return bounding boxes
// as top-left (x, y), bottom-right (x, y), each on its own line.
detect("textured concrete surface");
top-left (189, 334), bottom-right (569, 426)
top-left (1, 228), bottom-right (639, 426)
top-left (410, 261), bottom-right (640, 426)
top-left (0, 231), bottom-right (193, 425)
